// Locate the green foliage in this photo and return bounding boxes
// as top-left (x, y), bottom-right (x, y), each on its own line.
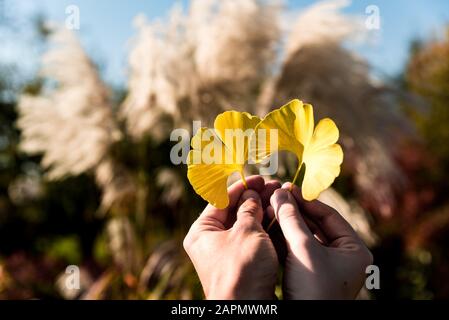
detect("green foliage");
top-left (36, 235), bottom-right (82, 265)
top-left (406, 29), bottom-right (449, 165)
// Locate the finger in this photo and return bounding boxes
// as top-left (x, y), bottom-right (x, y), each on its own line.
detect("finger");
top-left (284, 182), bottom-right (361, 248)
top-left (265, 206), bottom-right (287, 265)
top-left (234, 189), bottom-right (264, 229)
top-left (228, 175), bottom-right (265, 208)
top-left (200, 175), bottom-right (265, 226)
top-left (264, 205), bottom-right (277, 230)
top-left (270, 189), bottom-right (314, 247)
top-left (260, 180), bottom-right (281, 209)
top-left (266, 205), bottom-right (275, 221)
top-left (303, 215), bottom-right (329, 245)
top-left (267, 203), bottom-right (327, 244)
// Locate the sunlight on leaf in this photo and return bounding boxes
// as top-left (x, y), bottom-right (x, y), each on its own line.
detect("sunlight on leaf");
top-left (187, 111), bottom-right (261, 208)
top-left (256, 99), bottom-right (343, 200)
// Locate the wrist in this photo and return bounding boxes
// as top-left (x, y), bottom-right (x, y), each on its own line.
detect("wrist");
top-left (205, 274), bottom-right (275, 300)
top-left (205, 276), bottom-right (239, 299)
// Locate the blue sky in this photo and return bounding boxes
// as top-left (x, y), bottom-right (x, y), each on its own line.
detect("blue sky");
top-left (3, 0), bottom-right (449, 86)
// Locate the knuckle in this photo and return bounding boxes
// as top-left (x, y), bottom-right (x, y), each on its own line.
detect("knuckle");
top-left (277, 203), bottom-right (298, 221)
top-left (182, 234), bottom-right (193, 252)
top-left (183, 224), bottom-right (199, 252)
top-left (362, 248), bottom-right (374, 266)
top-left (239, 199), bottom-right (259, 215)
top-left (233, 219), bottom-right (255, 233)
top-left (356, 246), bottom-right (374, 268)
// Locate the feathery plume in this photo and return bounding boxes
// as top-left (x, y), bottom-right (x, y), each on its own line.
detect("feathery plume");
top-left (121, 11), bottom-right (193, 141)
top-left (17, 27), bottom-right (135, 211)
top-left (122, 0), bottom-right (281, 139)
top-left (94, 158), bottom-right (136, 213)
top-left (17, 27), bottom-right (118, 179)
top-left (260, 0), bottom-right (411, 216)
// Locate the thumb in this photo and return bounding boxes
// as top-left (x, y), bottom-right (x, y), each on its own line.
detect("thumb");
top-left (234, 189), bottom-right (263, 229)
top-left (270, 189), bottom-right (314, 247)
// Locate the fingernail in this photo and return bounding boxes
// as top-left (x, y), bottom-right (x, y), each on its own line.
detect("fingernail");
top-left (271, 189), bottom-right (289, 205)
top-left (282, 182), bottom-right (292, 189)
top-left (239, 189), bottom-right (261, 206)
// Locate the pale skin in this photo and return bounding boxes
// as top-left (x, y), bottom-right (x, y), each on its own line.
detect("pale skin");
top-left (183, 176), bottom-right (373, 299)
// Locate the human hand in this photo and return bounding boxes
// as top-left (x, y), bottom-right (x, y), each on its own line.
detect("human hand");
top-left (267, 183), bottom-right (373, 300)
top-left (183, 176), bottom-right (281, 299)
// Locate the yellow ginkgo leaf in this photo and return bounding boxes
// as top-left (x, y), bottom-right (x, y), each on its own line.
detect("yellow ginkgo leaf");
top-left (256, 99), bottom-right (343, 200)
top-left (187, 111), bottom-right (261, 208)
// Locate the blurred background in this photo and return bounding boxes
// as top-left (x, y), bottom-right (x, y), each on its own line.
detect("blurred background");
top-left (1, 0), bottom-right (449, 299)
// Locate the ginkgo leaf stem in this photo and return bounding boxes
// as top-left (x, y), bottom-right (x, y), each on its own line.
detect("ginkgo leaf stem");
top-left (266, 217), bottom-right (276, 232)
top-left (267, 163), bottom-right (304, 232)
top-left (290, 162), bottom-right (303, 191)
top-left (240, 171), bottom-right (248, 189)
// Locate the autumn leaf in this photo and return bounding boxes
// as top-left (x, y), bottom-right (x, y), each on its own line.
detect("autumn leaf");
top-left (256, 99), bottom-right (343, 200)
top-left (187, 111), bottom-right (261, 208)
